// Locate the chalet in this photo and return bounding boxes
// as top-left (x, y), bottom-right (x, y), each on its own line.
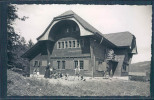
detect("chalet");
top-left (21, 10), bottom-right (137, 77)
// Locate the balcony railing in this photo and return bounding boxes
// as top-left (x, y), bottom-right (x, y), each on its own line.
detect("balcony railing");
top-left (106, 54), bottom-right (118, 62)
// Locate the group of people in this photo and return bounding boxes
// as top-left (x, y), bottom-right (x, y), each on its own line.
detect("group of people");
top-left (33, 61), bottom-right (112, 79)
top-left (43, 64), bottom-right (83, 80)
top-left (98, 60), bottom-right (113, 78)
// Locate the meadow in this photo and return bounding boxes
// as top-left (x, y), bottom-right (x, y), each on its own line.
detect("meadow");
top-left (7, 70), bottom-right (150, 97)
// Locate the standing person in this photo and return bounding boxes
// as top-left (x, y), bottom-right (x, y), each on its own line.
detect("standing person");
top-left (33, 64), bottom-right (37, 76)
top-left (36, 64), bottom-right (40, 77)
top-left (106, 60), bottom-right (110, 78)
top-left (75, 65), bottom-right (80, 80)
top-left (102, 60), bottom-right (107, 77)
top-left (50, 67), bottom-right (53, 78)
top-left (44, 65), bottom-right (50, 78)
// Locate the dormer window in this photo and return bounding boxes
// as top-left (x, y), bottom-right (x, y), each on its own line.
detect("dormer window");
top-left (77, 40), bottom-right (80, 47)
top-left (69, 41), bottom-right (72, 48)
top-left (62, 42), bottom-right (65, 48)
top-left (58, 42), bottom-right (61, 49)
top-left (57, 40), bottom-right (81, 49)
top-left (65, 41), bottom-right (68, 48)
top-left (73, 41), bottom-right (76, 47)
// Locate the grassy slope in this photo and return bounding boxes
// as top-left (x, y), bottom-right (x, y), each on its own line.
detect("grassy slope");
top-left (129, 61), bottom-right (151, 72)
top-left (7, 70), bottom-right (150, 96)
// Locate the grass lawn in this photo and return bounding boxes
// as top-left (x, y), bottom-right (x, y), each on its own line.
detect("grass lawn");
top-left (7, 70), bottom-right (150, 97)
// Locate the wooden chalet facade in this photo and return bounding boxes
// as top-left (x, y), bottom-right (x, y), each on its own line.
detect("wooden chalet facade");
top-left (21, 10), bottom-right (137, 77)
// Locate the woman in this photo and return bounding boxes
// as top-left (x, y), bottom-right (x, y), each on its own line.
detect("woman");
top-left (75, 66), bottom-right (80, 80)
top-left (44, 65), bottom-right (50, 78)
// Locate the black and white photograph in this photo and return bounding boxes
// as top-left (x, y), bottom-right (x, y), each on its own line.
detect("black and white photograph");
top-left (7, 4), bottom-right (152, 97)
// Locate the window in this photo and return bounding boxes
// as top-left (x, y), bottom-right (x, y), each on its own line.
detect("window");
top-left (74, 60), bottom-right (78, 68)
top-left (34, 60), bottom-right (41, 67)
top-left (65, 41), bottom-right (68, 48)
top-left (77, 40), bottom-right (80, 47)
top-left (62, 42), bottom-right (64, 48)
top-left (73, 41), bottom-right (76, 48)
top-left (98, 61), bottom-right (102, 65)
top-left (62, 61), bottom-right (65, 69)
top-left (34, 61), bottom-right (38, 66)
top-left (69, 41), bottom-right (72, 48)
top-left (57, 61), bottom-right (60, 69)
top-left (80, 61), bottom-right (84, 69)
top-left (58, 42), bottom-right (61, 49)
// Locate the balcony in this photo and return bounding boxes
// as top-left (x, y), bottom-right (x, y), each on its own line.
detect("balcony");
top-left (106, 54), bottom-right (118, 62)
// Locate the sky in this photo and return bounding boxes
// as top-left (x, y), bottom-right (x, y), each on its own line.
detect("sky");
top-left (13, 4), bottom-right (152, 63)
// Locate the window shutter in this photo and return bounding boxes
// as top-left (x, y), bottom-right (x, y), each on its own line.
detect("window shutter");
top-left (53, 61), bottom-right (57, 69)
top-left (95, 61), bottom-right (98, 71)
top-left (70, 61), bottom-right (74, 69)
top-left (32, 60), bottom-right (35, 66)
top-left (84, 60), bottom-right (89, 70)
top-left (42, 60), bottom-right (47, 66)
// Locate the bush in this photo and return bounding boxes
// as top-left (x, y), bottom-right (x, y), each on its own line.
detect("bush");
top-left (129, 75), bottom-right (148, 82)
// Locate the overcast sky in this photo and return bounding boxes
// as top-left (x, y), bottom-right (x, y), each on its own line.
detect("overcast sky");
top-left (13, 4), bottom-right (152, 63)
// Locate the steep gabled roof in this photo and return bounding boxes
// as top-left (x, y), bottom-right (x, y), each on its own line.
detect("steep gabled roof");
top-left (37, 10), bottom-right (136, 48)
top-left (37, 10), bottom-right (105, 41)
top-left (55, 10), bottom-right (103, 36)
top-left (104, 31), bottom-right (134, 47)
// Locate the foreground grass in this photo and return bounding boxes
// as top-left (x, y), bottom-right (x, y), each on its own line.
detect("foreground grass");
top-left (7, 70), bottom-right (150, 96)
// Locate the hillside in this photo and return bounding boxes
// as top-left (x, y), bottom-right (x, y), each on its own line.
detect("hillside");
top-left (7, 69), bottom-right (150, 96)
top-left (129, 61), bottom-right (151, 72)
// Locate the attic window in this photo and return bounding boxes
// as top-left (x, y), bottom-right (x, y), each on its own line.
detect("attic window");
top-left (69, 41), bottom-right (72, 48)
top-left (58, 42), bottom-right (61, 49)
top-left (77, 40), bottom-right (80, 47)
top-left (73, 41), bottom-right (76, 47)
top-left (65, 41), bottom-right (68, 48)
top-left (62, 42), bottom-right (65, 48)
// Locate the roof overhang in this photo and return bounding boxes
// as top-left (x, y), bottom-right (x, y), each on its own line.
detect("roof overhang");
top-left (21, 40), bottom-right (53, 60)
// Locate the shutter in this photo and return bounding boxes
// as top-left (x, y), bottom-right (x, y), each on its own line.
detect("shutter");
top-left (53, 61), bottom-right (57, 69)
top-left (95, 61), bottom-right (98, 71)
top-left (70, 61), bottom-right (74, 69)
top-left (42, 60), bottom-right (47, 66)
top-left (32, 60), bottom-right (35, 66)
top-left (84, 60), bottom-right (89, 70)
top-left (66, 60), bottom-right (71, 69)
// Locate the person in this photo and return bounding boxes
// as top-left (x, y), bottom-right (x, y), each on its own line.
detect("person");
top-left (50, 67), bottom-right (53, 78)
top-left (44, 65), bottom-right (50, 78)
top-left (105, 60), bottom-right (110, 78)
top-left (36, 65), bottom-right (40, 76)
top-left (102, 60), bottom-right (107, 77)
top-left (75, 66), bottom-right (80, 80)
top-left (33, 65), bottom-right (37, 76)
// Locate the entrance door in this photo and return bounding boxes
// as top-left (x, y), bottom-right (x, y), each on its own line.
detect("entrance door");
top-left (112, 62), bottom-right (118, 76)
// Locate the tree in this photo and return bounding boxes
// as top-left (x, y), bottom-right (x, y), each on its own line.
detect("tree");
top-left (7, 4), bottom-right (28, 69)
top-left (27, 39), bottom-right (34, 49)
top-left (13, 36), bottom-right (29, 69)
top-left (7, 4), bottom-right (20, 68)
